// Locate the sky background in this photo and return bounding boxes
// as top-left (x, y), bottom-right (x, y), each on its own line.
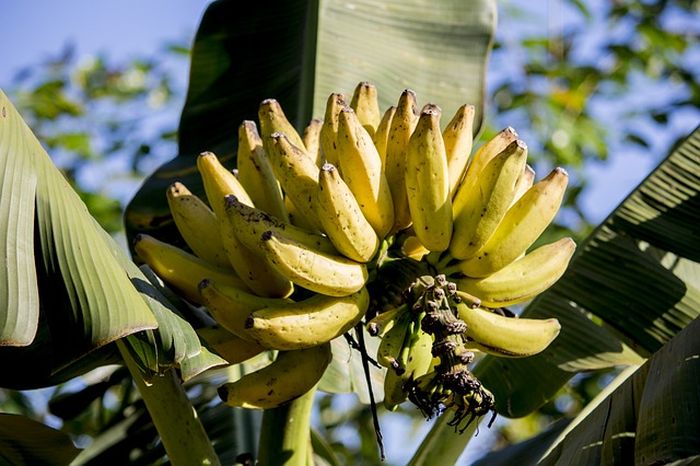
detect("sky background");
top-left (1, 1), bottom-right (698, 464)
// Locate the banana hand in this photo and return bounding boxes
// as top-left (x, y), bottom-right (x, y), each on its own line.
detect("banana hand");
top-left (245, 288), bottom-right (370, 350)
top-left (218, 343), bottom-right (332, 409)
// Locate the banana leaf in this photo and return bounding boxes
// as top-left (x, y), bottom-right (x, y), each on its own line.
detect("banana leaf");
top-left (0, 89), bottom-right (224, 389)
top-left (408, 126), bottom-right (700, 464)
top-left (0, 413), bottom-right (80, 466)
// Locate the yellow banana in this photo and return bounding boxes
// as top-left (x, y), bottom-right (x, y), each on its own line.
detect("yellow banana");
top-left (319, 93), bottom-right (347, 167)
top-left (366, 304), bottom-right (408, 337)
top-left (456, 304), bottom-right (560, 357)
top-left (384, 323), bottom-right (434, 410)
top-left (442, 104), bottom-right (476, 197)
top-left (266, 133), bottom-right (324, 231)
top-left (385, 89), bottom-right (419, 232)
top-left (303, 118), bottom-right (324, 167)
top-left (258, 98), bottom-right (306, 152)
top-left (449, 140), bottom-right (528, 260)
top-left (199, 279), bottom-right (291, 338)
top-left (217, 207), bottom-right (294, 298)
top-left (350, 81), bottom-right (381, 136)
top-left (372, 105), bottom-right (396, 167)
top-left (401, 235), bottom-right (430, 261)
top-left (236, 120), bottom-right (288, 221)
top-left (316, 163), bottom-right (379, 262)
top-left (376, 311), bottom-right (411, 369)
top-left (133, 234), bottom-right (247, 304)
top-left (336, 108), bottom-right (394, 238)
top-left (218, 343), bottom-right (332, 409)
top-left (458, 167), bottom-right (569, 278)
top-left (405, 104), bottom-right (452, 252)
top-left (166, 182), bottom-right (230, 268)
top-left (455, 237), bottom-right (576, 307)
top-left (197, 327), bottom-right (266, 365)
top-left (511, 164), bottom-right (535, 207)
top-left (246, 288), bottom-right (370, 350)
top-left (197, 152), bottom-right (253, 218)
top-left (258, 230), bottom-right (368, 297)
top-left (223, 195), bottom-right (337, 255)
top-left (452, 127), bottom-right (519, 220)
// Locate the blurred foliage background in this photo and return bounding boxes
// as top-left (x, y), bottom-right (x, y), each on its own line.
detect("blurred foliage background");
top-left (1, 0), bottom-right (698, 464)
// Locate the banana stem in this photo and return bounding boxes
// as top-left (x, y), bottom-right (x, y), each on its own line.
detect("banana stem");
top-left (257, 386), bottom-right (317, 466)
top-left (117, 341), bottom-right (220, 466)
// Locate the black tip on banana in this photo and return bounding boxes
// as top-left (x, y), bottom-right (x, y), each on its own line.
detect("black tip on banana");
top-left (198, 278), bottom-right (211, 290)
top-left (244, 315), bottom-right (254, 329)
top-left (224, 194), bottom-right (239, 208)
top-left (261, 230), bottom-right (273, 241)
top-left (133, 233), bottom-right (144, 245)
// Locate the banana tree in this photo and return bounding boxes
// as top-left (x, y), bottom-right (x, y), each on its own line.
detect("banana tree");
top-left (1, 1), bottom-right (699, 465)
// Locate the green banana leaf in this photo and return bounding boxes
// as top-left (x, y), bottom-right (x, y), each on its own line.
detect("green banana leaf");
top-left (538, 316), bottom-right (699, 465)
top-left (0, 90), bottom-right (225, 389)
top-left (408, 126), bottom-right (700, 465)
top-left (124, 0), bottom-right (496, 250)
top-left (0, 413), bottom-right (80, 466)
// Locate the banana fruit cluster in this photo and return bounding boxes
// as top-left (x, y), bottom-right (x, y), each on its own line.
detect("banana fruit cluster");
top-left (133, 82), bottom-right (575, 416)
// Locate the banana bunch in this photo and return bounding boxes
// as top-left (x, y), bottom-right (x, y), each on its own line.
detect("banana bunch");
top-left (134, 81), bottom-right (575, 416)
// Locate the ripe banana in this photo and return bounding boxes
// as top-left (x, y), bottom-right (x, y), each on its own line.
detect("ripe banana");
top-left (197, 326), bottom-right (266, 364)
top-left (442, 104), bottom-right (475, 197)
top-left (166, 181), bottom-right (230, 268)
top-left (458, 167), bottom-right (569, 278)
top-left (133, 234), bottom-right (247, 304)
top-left (258, 98), bottom-right (306, 152)
top-left (456, 303), bottom-right (561, 357)
top-left (266, 132), bottom-right (324, 231)
top-left (245, 288), bottom-right (369, 350)
top-left (218, 343), bottom-right (332, 409)
top-left (217, 207), bottom-right (295, 298)
top-left (385, 89), bottom-right (419, 232)
top-left (319, 93), bottom-right (347, 168)
top-left (336, 107), bottom-right (395, 238)
top-left (405, 105), bottom-right (452, 252)
top-left (223, 195), bottom-right (337, 255)
top-left (350, 81), bottom-right (381, 136)
top-left (511, 164), bottom-right (535, 207)
top-left (258, 230), bottom-right (368, 297)
top-left (303, 118), bottom-right (324, 167)
top-left (452, 127), bottom-right (519, 220)
top-left (449, 140), bottom-right (528, 260)
top-left (199, 279), bottom-right (290, 338)
top-left (372, 105), bottom-right (396, 167)
top-left (197, 152), bottom-right (253, 218)
top-left (455, 237), bottom-right (576, 307)
top-left (316, 163), bottom-right (379, 262)
top-left (236, 120), bottom-right (288, 221)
